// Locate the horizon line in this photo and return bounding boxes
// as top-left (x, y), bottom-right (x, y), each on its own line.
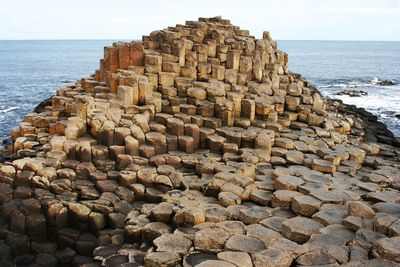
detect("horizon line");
top-left (1, 38), bottom-right (400, 42)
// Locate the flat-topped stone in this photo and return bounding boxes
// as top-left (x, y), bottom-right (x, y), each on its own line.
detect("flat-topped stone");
top-left (225, 234), bottom-right (266, 253)
top-left (239, 207), bottom-right (271, 224)
top-left (281, 216), bottom-right (324, 244)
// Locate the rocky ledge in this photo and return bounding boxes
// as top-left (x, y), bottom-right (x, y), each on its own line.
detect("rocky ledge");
top-left (1, 16), bottom-right (400, 267)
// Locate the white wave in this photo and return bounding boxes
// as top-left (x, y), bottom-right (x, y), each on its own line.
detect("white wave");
top-left (318, 80), bottom-right (374, 90)
top-left (318, 76), bottom-right (398, 90)
top-left (371, 77), bottom-right (380, 84)
top-left (0, 106), bottom-right (19, 113)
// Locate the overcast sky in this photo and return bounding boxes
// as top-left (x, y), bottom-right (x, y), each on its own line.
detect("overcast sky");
top-left (1, 0), bottom-right (399, 41)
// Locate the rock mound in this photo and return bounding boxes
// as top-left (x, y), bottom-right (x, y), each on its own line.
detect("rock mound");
top-left (1, 16), bottom-right (400, 266)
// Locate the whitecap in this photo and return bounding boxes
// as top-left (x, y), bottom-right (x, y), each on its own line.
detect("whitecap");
top-left (0, 106), bottom-right (19, 113)
top-left (371, 77), bottom-right (380, 84)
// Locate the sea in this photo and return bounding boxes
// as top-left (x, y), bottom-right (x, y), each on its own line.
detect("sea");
top-left (0, 40), bottom-right (399, 147)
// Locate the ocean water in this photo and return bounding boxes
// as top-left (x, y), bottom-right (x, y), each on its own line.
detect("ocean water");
top-left (0, 40), bottom-right (399, 147)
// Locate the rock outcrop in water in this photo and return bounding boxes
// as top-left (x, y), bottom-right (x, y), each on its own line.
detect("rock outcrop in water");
top-left (377, 80), bottom-right (395, 86)
top-left (1, 17), bottom-right (400, 266)
top-left (336, 90), bottom-right (368, 97)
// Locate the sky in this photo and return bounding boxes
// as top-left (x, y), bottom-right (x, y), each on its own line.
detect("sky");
top-left (0, 0), bottom-right (399, 41)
